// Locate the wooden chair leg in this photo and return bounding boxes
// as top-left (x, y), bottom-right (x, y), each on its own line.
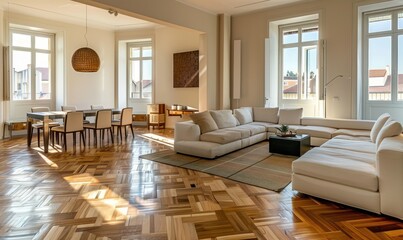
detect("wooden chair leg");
top-left (110, 128), bottom-right (114, 143)
top-left (94, 130), bottom-right (97, 146)
top-left (37, 129), bottom-right (41, 147)
top-left (119, 127), bottom-right (123, 142)
top-left (81, 131), bottom-right (86, 147)
top-left (130, 124), bottom-right (134, 138)
top-left (73, 132), bottom-right (76, 148)
top-left (63, 132), bottom-right (67, 151)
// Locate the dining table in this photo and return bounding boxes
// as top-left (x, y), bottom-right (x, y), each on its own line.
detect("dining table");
top-left (27, 109), bottom-right (121, 153)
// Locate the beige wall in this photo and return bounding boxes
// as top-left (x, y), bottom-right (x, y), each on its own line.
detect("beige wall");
top-left (80, 0), bottom-right (219, 111)
top-left (0, 12), bottom-right (115, 122)
top-left (231, 0), bottom-right (390, 119)
top-left (154, 27), bottom-right (200, 128)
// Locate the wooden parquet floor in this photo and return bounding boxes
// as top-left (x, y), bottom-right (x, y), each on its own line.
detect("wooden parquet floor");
top-left (0, 128), bottom-right (402, 240)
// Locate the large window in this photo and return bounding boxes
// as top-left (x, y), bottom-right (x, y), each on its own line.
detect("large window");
top-left (128, 41), bottom-right (152, 100)
top-left (11, 29), bottom-right (54, 101)
top-left (364, 10), bottom-right (403, 101)
top-left (279, 22), bottom-right (319, 100)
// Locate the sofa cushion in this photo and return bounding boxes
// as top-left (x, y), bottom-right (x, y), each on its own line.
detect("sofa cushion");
top-left (279, 108), bottom-right (303, 125)
top-left (296, 126), bottom-right (336, 139)
top-left (249, 121), bottom-right (278, 131)
top-left (210, 110), bottom-right (238, 129)
top-left (234, 108), bottom-right (253, 125)
top-left (370, 113), bottom-right (390, 142)
top-left (301, 117), bottom-right (374, 130)
top-left (225, 127), bottom-right (251, 139)
top-left (292, 147), bottom-right (378, 191)
top-left (253, 107), bottom-right (279, 123)
top-left (376, 120), bottom-right (403, 148)
top-left (332, 129), bottom-right (371, 138)
top-left (190, 111), bottom-right (218, 134)
top-left (321, 138), bottom-right (376, 154)
top-left (228, 124), bottom-right (266, 136)
top-left (333, 135), bottom-right (371, 142)
top-left (200, 130), bottom-right (242, 144)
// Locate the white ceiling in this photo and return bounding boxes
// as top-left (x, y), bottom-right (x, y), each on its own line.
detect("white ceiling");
top-left (0, 0), bottom-right (158, 30)
top-left (0, 0), bottom-right (309, 30)
top-left (176, 0), bottom-right (309, 15)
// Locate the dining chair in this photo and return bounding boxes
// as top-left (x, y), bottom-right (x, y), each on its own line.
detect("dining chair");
top-left (61, 105), bottom-right (90, 124)
top-left (50, 111), bottom-right (85, 151)
top-left (91, 105), bottom-right (104, 110)
top-left (61, 105), bottom-right (77, 111)
top-left (30, 107), bottom-right (60, 148)
top-left (84, 109), bottom-right (114, 146)
top-left (112, 107), bottom-right (134, 141)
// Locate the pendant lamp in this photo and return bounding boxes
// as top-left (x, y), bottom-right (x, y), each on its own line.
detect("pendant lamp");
top-left (72, 5), bottom-right (100, 72)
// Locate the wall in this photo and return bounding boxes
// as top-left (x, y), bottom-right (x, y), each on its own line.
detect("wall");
top-left (0, 12), bottom-right (115, 123)
top-left (154, 27), bottom-right (200, 128)
top-left (231, 0), bottom-right (390, 119)
top-left (0, 10), bottom-right (4, 139)
top-left (115, 26), bottom-right (200, 128)
top-left (66, 26), bottom-right (115, 110)
top-left (79, 0), bottom-right (219, 111)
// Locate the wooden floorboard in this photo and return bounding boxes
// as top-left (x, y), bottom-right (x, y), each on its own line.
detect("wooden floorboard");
top-left (0, 128), bottom-right (402, 240)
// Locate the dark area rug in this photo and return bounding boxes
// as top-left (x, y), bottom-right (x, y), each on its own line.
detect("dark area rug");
top-left (139, 142), bottom-right (296, 192)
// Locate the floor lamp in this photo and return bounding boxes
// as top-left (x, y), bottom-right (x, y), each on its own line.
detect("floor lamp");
top-left (324, 75), bottom-right (343, 118)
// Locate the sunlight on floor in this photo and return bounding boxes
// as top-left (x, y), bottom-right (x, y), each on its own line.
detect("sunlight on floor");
top-left (63, 174), bottom-right (140, 222)
top-left (139, 133), bottom-right (174, 147)
top-left (38, 152), bottom-right (59, 168)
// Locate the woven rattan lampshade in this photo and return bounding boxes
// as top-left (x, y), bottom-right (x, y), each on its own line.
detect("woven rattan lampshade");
top-left (71, 47), bottom-right (100, 72)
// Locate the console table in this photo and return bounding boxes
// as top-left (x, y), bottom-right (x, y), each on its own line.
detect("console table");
top-left (3, 120), bottom-right (27, 139)
top-left (166, 108), bottom-right (198, 118)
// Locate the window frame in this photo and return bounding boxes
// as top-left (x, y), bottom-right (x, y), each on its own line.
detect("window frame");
top-left (10, 28), bottom-right (55, 102)
top-left (278, 21), bottom-right (319, 101)
top-left (127, 41), bottom-right (153, 101)
top-left (363, 8), bottom-right (403, 103)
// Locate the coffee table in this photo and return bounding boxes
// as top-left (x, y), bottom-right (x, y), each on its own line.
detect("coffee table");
top-left (268, 134), bottom-right (310, 156)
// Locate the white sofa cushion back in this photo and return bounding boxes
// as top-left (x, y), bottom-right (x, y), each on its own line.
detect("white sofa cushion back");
top-left (253, 107), bottom-right (279, 123)
top-left (190, 111), bottom-right (218, 134)
top-left (301, 117), bottom-right (374, 130)
top-left (370, 113), bottom-right (391, 142)
top-left (279, 108), bottom-right (303, 125)
top-left (210, 110), bottom-right (237, 129)
top-left (376, 120), bottom-right (403, 148)
top-left (234, 108), bottom-right (253, 125)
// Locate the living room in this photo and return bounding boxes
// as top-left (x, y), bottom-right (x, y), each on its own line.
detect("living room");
top-left (0, 0), bottom-right (402, 239)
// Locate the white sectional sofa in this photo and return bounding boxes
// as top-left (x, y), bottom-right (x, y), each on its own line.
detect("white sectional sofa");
top-left (174, 108), bottom-right (403, 219)
top-left (174, 107), bottom-right (375, 158)
top-left (292, 115), bottom-right (403, 220)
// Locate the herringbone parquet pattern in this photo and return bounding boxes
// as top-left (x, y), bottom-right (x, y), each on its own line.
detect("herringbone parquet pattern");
top-left (0, 128), bottom-right (402, 239)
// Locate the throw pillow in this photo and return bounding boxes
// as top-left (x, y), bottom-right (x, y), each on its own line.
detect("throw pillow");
top-left (190, 111), bottom-right (218, 134)
top-left (210, 110), bottom-right (238, 129)
top-left (234, 108), bottom-right (253, 125)
top-left (370, 113), bottom-right (390, 142)
top-left (253, 107), bottom-right (279, 123)
top-left (278, 108), bottom-right (303, 125)
top-left (376, 120), bottom-right (402, 148)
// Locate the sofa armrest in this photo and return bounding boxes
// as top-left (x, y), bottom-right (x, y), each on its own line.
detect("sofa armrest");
top-left (377, 134), bottom-right (403, 220)
top-left (174, 121), bottom-right (201, 142)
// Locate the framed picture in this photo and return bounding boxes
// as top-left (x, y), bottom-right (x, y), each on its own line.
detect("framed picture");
top-left (173, 50), bottom-right (199, 88)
